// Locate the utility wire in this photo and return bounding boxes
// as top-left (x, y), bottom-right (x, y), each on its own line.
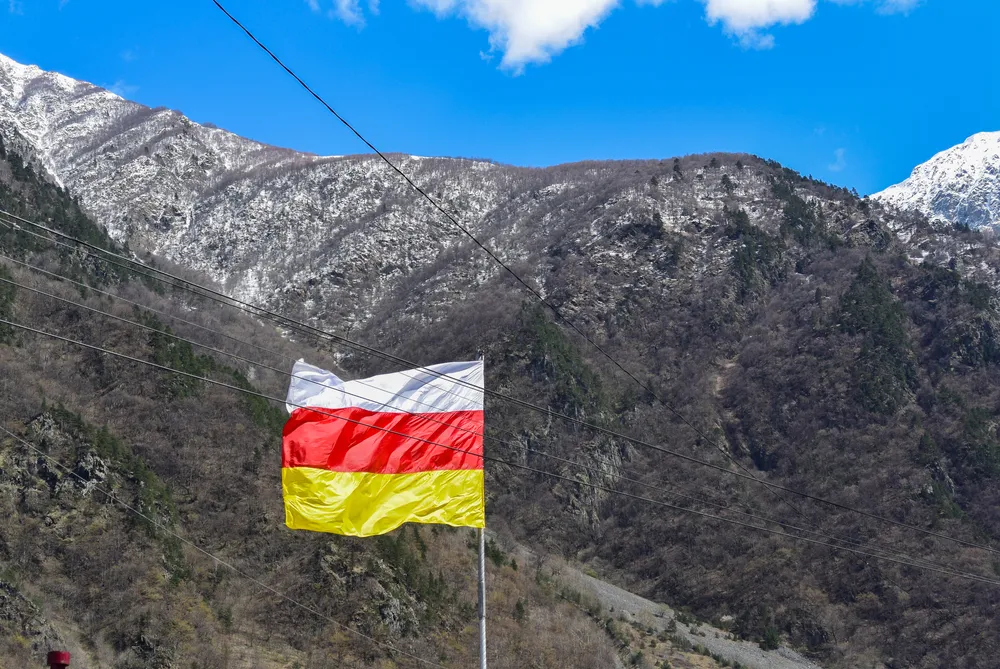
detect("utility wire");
top-left (0, 248), bottom-right (686, 497)
top-left (0, 268), bottom-right (498, 442)
top-left (3, 207), bottom-right (999, 557)
top-left (0, 231), bottom-right (938, 534)
top-left (0, 250), bottom-right (756, 522)
top-left (207, 0), bottom-right (951, 594)
top-left (0, 244), bottom-right (738, 510)
top-left (0, 423), bottom-right (447, 668)
top-left (0, 219), bottom-right (993, 564)
top-left (207, 0), bottom-right (817, 540)
top-left (0, 211), bottom-right (488, 408)
top-left (0, 223), bottom-right (985, 574)
top-left (0, 250), bottom-right (288, 362)
top-left (2, 315), bottom-right (998, 585)
top-left (3, 267), bottom-right (966, 575)
top-left (0, 247), bottom-right (531, 441)
top-left (0, 254), bottom-right (720, 509)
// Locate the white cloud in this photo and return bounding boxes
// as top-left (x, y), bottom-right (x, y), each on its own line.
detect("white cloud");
top-left (704, 0), bottom-right (922, 49)
top-left (737, 31), bottom-right (776, 49)
top-left (880, 0), bottom-right (921, 12)
top-left (411, 0), bottom-right (625, 70)
top-left (828, 148), bottom-right (847, 172)
top-left (333, 0), bottom-right (365, 25)
top-left (699, 0), bottom-right (815, 49)
top-left (8, 0), bottom-right (22, 14)
top-left (312, 0), bottom-right (920, 67)
top-left (701, 0), bottom-right (815, 33)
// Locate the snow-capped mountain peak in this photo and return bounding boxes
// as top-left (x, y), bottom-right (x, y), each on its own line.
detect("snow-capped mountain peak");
top-left (874, 131), bottom-right (1000, 229)
top-left (0, 52), bottom-right (130, 185)
top-left (3, 49), bottom-right (970, 345)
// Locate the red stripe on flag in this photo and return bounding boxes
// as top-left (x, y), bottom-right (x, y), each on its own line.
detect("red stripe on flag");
top-left (282, 407), bottom-right (484, 474)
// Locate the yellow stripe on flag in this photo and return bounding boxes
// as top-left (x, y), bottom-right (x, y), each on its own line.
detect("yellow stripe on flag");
top-left (282, 467), bottom-right (485, 537)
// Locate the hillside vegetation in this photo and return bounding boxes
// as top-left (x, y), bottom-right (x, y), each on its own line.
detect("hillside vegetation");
top-left (0, 134), bottom-right (624, 668)
top-left (4, 108), bottom-right (1000, 666)
top-left (347, 155), bottom-right (1000, 669)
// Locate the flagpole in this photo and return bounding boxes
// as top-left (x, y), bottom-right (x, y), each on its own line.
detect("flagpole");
top-left (478, 527), bottom-right (487, 669)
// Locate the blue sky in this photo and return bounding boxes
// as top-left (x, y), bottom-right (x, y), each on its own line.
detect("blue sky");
top-left (2, 0), bottom-right (997, 194)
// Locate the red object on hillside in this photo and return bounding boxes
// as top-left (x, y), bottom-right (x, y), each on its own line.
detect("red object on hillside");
top-left (47, 651), bottom-right (71, 668)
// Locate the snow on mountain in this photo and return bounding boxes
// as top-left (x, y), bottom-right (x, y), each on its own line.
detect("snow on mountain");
top-left (0, 51), bottom-right (940, 341)
top-left (874, 131), bottom-right (1000, 229)
top-left (0, 52), bottom-right (525, 327)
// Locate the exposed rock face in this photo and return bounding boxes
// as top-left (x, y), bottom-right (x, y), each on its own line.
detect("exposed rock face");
top-left (0, 582), bottom-right (64, 655)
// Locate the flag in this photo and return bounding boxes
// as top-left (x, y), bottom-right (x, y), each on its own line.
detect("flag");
top-left (281, 359), bottom-right (485, 537)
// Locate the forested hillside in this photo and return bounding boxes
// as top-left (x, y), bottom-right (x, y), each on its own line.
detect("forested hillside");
top-left (4, 51), bottom-right (1000, 668)
top-left (344, 156), bottom-right (1000, 668)
top-left (0, 133), bottom-right (628, 668)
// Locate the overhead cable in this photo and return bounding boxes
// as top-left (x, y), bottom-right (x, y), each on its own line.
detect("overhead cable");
top-left (0, 266), bottom-right (970, 575)
top-left (2, 315), bottom-right (998, 585)
top-left (206, 0), bottom-right (819, 541)
top-left (0, 423), bottom-right (447, 668)
top-left (2, 207), bottom-right (998, 557)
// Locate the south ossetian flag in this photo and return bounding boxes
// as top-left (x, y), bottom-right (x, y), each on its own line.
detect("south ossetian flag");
top-left (281, 360), bottom-right (486, 537)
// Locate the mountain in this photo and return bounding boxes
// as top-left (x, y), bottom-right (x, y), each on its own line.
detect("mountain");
top-left (0, 128), bottom-right (636, 669)
top-left (0, 51), bottom-right (511, 333)
top-left (5, 52), bottom-right (1000, 669)
top-left (874, 131), bottom-right (1000, 229)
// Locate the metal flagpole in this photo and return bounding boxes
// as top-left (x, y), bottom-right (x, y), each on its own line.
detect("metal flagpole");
top-left (478, 527), bottom-right (487, 669)
top-left (477, 353), bottom-right (487, 669)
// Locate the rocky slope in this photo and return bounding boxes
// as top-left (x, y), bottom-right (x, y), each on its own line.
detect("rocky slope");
top-left (874, 131), bottom-right (1000, 229)
top-left (0, 137), bottom-right (627, 669)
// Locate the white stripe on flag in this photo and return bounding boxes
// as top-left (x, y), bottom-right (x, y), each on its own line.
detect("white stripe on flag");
top-left (286, 360), bottom-right (484, 415)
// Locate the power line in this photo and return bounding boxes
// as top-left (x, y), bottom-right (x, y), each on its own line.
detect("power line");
top-left (3, 207), bottom-right (998, 558)
top-left (0, 250), bottom-right (288, 362)
top-left (8, 262), bottom-right (987, 580)
top-left (2, 315), bottom-right (998, 585)
top-left (206, 0), bottom-right (817, 539)
top-left (0, 240), bottom-right (739, 510)
top-left (0, 252), bottom-right (784, 539)
top-left (0, 233), bottom-right (933, 536)
top-left (0, 211), bottom-right (487, 408)
top-left (0, 246), bottom-right (713, 511)
top-left (0, 257), bottom-right (719, 507)
top-left (0, 268), bottom-right (500, 442)
top-left (0, 259), bottom-right (753, 506)
top-left (188, 0), bottom-right (1000, 554)
top-left (3, 267), bottom-right (968, 576)
top-left (0, 423), bottom-right (447, 668)
top-left (0, 248), bottom-right (533, 442)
